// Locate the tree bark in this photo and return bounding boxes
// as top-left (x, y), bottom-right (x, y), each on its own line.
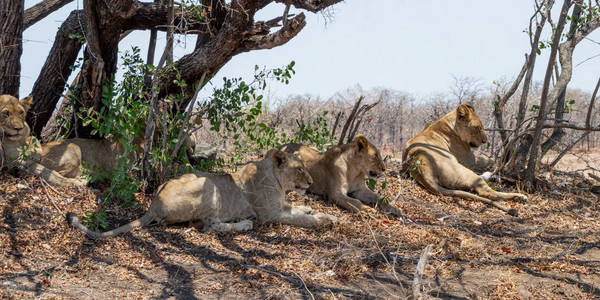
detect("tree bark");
top-left (73, 0), bottom-right (137, 138)
top-left (27, 10), bottom-right (85, 136)
top-left (0, 0), bottom-right (25, 97)
top-left (24, 0), bottom-right (73, 30)
top-left (540, 0), bottom-right (582, 156)
top-left (524, 0), bottom-right (571, 185)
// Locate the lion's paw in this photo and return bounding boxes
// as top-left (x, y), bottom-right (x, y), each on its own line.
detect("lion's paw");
top-left (237, 220), bottom-right (253, 231)
top-left (513, 193), bottom-right (528, 202)
top-left (294, 205), bottom-right (313, 214)
top-left (314, 213), bottom-right (337, 225)
top-left (361, 205), bottom-right (377, 214)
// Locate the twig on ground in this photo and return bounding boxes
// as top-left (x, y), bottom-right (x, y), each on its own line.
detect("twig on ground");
top-left (359, 213), bottom-right (407, 297)
top-left (412, 244), bottom-right (433, 300)
top-left (292, 271), bottom-right (315, 300)
top-left (244, 265), bottom-right (324, 290)
top-left (39, 178), bottom-right (63, 214)
top-left (588, 172), bottom-right (600, 182)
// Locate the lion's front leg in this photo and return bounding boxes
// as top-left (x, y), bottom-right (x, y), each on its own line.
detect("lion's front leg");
top-left (348, 187), bottom-right (380, 204)
top-left (26, 162), bottom-right (87, 187)
top-left (329, 191), bottom-right (375, 213)
top-left (282, 203), bottom-right (313, 215)
top-left (202, 217), bottom-right (253, 232)
top-left (270, 211), bottom-right (337, 228)
top-left (349, 188), bottom-right (402, 216)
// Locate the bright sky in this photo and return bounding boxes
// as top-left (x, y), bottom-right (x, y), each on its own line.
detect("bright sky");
top-left (20, 0), bottom-right (600, 101)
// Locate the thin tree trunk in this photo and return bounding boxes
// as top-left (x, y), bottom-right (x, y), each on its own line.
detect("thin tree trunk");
top-left (585, 76), bottom-right (600, 128)
top-left (524, 0), bottom-right (571, 185)
top-left (540, 0), bottom-right (582, 156)
top-left (516, 0), bottom-right (553, 131)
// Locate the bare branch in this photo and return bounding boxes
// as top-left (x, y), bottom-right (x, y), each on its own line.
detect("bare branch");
top-left (234, 13), bottom-right (306, 54)
top-left (585, 76), bottom-right (600, 127)
top-left (412, 244), bottom-right (434, 300)
top-left (275, 0), bottom-right (344, 13)
top-left (24, 0), bottom-right (74, 30)
top-left (524, 0), bottom-right (571, 184)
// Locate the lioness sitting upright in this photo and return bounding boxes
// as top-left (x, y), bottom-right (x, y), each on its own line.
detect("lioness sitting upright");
top-left (277, 135), bottom-right (402, 216)
top-left (0, 95), bottom-right (85, 187)
top-left (67, 149), bottom-right (337, 238)
top-left (402, 103), bottom-right (527, 216)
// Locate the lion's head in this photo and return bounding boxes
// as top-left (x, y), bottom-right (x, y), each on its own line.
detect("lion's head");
top-left (0, 95), bottom-right (33, 142)
top-left (353, 134), bottom-right (386, 178)
top-left (270, 149), bottom-right (313, 193)
top-left (454, 103), bottom-right (487, 148)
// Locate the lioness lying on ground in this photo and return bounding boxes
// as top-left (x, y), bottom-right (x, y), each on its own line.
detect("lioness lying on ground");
top-left (277, 135), bottom-right (402, 216)
top-left (402, 103), bottom-right (527, 216)
top-left (67, 149), bottom-right (338, 238)
top-left (42, 128), bottom-right (196, 177)
top-left (0, 95), bottom-right (86, 187)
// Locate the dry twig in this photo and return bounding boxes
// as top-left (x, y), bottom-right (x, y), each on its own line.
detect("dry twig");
top-left (412, 244), bottom-right (433, 300)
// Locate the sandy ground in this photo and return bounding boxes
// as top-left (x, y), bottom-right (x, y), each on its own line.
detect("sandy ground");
top-left (1, 156), bottom-right (599, 299)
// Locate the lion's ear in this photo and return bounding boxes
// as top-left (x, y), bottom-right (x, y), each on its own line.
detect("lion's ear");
top-left (456, 104), bottom-right (471, 121)
top-left (20, 95), bottom-right (33, 112)
top-left (271, 149), bottom-right (288, 168)
top-left (355, 134), bottom-right (369, 153)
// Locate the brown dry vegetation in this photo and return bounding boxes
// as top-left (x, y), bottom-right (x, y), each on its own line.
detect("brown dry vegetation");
top-left (1, 155), bottom-right (599, 299)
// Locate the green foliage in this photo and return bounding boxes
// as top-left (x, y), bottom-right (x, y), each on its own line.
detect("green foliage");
top-left (529, 104), bottom-right (540, 112)
top-left (16, 137), bottom-right (38, 163)
top-left (180, 0), bottom-right (210, 21)
top-left (293, 111), bottom-right (336, 151)
top-left (565, 98), bottom-right (576, 113)
top-left (200, 60), bottom-right (332, 155)
top-left (77, 48), bottom-right (149, 205)
top-left (81, 208), bottom-right (108, 231)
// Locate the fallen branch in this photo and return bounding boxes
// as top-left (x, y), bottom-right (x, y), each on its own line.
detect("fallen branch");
top-left (412, 244), bottom-right (433, 300)
top-left (39, 178), bottom-right (63, 214)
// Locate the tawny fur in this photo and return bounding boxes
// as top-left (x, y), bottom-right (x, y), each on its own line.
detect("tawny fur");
top-left (67, 150), bottom-right (337, 238)
top-left (0, 95), bottom-right (86, 187)
top-left (41, 128), bottom-right (196, 177)
top-left (277, 135), bottom-right (401, 216)
top-left (401, 103), bottom-right (527, 216)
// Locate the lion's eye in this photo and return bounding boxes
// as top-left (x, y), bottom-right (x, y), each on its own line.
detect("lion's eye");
top-left (19, 111), bottom-right (24, 116)
top-left (296, 168), bottom-right (303, 173)
top-left (2, 111), bottom-right (9, 117)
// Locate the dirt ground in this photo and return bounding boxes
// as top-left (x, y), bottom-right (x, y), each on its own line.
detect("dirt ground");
top-left (1, 153), bottom-right (599, 299)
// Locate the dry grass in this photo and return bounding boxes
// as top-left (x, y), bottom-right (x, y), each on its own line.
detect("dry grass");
top-left (1, 157), bottom-right (599, 299)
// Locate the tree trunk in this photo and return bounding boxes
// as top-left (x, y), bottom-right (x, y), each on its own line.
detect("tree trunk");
top-left (0, 0), bottom-right (25, 97)
top-left (27, 10), bottom-right (85, 136)
top-left (524, 0), bottom-right (571, 185)
top-left (73, 0), bottom-right (137, 138)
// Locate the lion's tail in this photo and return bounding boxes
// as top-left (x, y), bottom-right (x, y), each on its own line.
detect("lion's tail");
top-left (420, 178), bottom-right (518, 216)
top-left (66, 211), bottom-right (155, 239)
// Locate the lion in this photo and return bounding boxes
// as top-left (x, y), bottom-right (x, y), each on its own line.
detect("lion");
top-left (401, 102), bottom-right (527, 216)
top-left (41, 131), bottom-right (196, 177)
top-left (276, 135), bottom-right (402, 216)
top-left (0, 94), bottom-right (86, 187)
top-left (66, 149), bottom-right (338, 238)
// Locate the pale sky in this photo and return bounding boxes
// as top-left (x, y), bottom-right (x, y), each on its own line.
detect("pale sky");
top-left (20, 0), bottom-right (600, 101)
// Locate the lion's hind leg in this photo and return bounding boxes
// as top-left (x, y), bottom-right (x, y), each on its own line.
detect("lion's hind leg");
top-left (469, 175), bottom-right (528, 203)
top-left (418, 168), bottom-right (518, 216)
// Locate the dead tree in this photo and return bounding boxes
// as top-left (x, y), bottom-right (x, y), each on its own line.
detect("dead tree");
top-left (335, 95), bottom-right (379, 145)
top-left (493, 0), bottom-right (600, 187)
